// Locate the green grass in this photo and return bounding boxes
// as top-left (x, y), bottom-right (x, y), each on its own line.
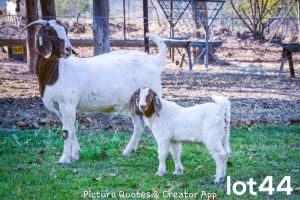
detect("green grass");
top-left (0, 126), bottom-right (299, 199)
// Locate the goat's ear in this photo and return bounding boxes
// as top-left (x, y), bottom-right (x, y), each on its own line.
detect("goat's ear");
top-left (36, 28), bottom-right (52, 58)
top-left (153, 94), bottom-right (162, 117)
top-left (129, 92), bottom-right (137, 114)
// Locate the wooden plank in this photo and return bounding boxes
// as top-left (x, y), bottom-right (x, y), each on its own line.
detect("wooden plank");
top-left (281, 43), bottom-right (300, 52)
top-left (0, 38), bottom-right (222, 50)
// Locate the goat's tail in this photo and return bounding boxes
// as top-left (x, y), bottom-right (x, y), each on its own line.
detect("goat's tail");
top-left (146, 33), bottom-right (168, 67)
top-left (212, 95), bottom-right (231, 140)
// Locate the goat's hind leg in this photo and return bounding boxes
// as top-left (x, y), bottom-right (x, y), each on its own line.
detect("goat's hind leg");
top-left (222, 135), bottom-right (230, 179)
top-left (207, 143), bottom-right (226, 183)
top-left (123, 114), bottom-right (145, 155)
top-left (170, 142), bottom-right (184, 175)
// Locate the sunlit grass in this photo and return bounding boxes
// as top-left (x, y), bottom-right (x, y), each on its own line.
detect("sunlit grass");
top-left (0, 125), bottom-right (299, 199)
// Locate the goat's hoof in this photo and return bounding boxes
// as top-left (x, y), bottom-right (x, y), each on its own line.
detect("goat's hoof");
top-left (123, 148), bottom-right (135, 156)
top-left (214, 176), bottom-right (225, 184)
top-left (71, 153), bottom-right (80, 161)
top-left (156, 171), bottom-right (165, 177)
top-left (172, 169), bottom-right (183, 175)
top-left (71, 149), bottom-right (81, 161)
top-left (59, 155), bottom-right (71, 164)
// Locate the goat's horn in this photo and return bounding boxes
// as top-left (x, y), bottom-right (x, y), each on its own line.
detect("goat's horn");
top-left (20, 20), bottom-right (49, 33)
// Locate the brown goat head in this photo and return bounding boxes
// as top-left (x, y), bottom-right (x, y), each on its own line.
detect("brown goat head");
top-left (22, 20), bottom-right (77, 59)
top-left (129, 88), bottom-right (162, 118)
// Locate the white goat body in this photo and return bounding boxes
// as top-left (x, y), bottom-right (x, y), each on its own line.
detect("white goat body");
top-left (45, 50), bottom-right (164, 114)
top-left (22, 20), bottom-right (167, 164)
top-left (131, 88), bottom-right (231, 183)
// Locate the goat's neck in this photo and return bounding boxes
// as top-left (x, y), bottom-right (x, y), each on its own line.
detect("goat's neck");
top-left (36, 55), bottom-right (59, 97)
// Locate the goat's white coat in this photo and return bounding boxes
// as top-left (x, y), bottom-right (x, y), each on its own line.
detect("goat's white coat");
top-left (44, 51), bottom-right (163, 114)
top-left (136, 88), bottom-right (231, 183)
top-left (40, 21), bottom-right (167, 164)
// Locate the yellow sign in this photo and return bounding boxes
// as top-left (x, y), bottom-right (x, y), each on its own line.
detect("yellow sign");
top-left (12, 46), bottom-right (24, 54)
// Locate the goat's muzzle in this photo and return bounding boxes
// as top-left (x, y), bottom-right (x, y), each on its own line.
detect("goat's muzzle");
top-left (139, 105), bottom-right (146, 112)
top-left (63, 47), bottom-right (72, 58)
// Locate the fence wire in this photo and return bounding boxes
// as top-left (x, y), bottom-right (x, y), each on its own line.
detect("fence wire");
top-left (1, 1), bottom-right (300, 63)
top-left (0, 1), bottom-right (299, 128)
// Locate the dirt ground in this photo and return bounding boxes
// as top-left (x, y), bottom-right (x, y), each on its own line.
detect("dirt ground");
top-left (1, 45), bottom-right (299, 132)
top-left (1, 21), bottom-right (300, 131)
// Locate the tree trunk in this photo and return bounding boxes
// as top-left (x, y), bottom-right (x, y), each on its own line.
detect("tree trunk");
top-left (24, 0), bottom-right (38, 73)
top-left (77, 13), bottom-right (80, 24)
top-left (40, 0), bottom-right (56, 20)
top-left (143, 0), bottom-right (149, 53)
top-left (93, 0), bottom-right (110, 55)
top-left (192, 2), bottom-right (207, 60)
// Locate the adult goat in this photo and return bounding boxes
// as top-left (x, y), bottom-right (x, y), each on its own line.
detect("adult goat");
top-left (21, 20), bottom-right (167, 164)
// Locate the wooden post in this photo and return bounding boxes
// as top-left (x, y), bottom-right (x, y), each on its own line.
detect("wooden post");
top-left (123, 0), bottom-right (126, 40)
top-left (24, 0), bottom-right (38, 73)
top-left (40, 0), bottom-right (56, 20)
top-left (93, 0), bottom-right (110, 55)
top-left (298, 0), bottom-right (300, 43)
top-left (143, 0), bottom-right (149, 53)
top-left (287, 50), bottom-right (296, 78)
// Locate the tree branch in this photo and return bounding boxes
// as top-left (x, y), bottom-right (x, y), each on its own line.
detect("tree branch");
top-left (229, 0), bottom-right (253, 32)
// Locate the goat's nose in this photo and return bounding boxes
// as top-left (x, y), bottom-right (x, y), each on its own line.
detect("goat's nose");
top-left (140, 105), bottom-right (146, 111)
top-left (65, 47), bottom-right (72, 53)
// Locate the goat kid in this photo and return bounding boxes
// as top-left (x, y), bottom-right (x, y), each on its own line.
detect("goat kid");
top-left (129, 88), bottom-right (231, 183)
top-left (21, 20), bottom-right (167, 164)
top-left (6, 0), bottom-right (24, 27)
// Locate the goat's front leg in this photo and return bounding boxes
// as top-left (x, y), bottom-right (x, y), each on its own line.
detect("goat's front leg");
top-left (170, 142), bottom-right (184, 175)
top-left (59, 105), bottom-right (81, 164)
top-left (156, 141), bottom-right (170, 176)
top-left (123, 114), bottom-right (145, 155)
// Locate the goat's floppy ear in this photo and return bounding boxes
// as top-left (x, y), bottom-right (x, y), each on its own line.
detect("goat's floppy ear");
top-left (153, 94), bottom-right (162, 117)
top-left (35, 28), bottom-right (52, 58)
top-left (129, 92), bottom-right (137, 114)
top-left (129, 91), bottom-right (143, 115)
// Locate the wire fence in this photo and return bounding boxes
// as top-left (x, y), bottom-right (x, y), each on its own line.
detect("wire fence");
top-left (0, 1), bottom-right (299, 128)
top-left (1, 0), bottom-right (300, 66)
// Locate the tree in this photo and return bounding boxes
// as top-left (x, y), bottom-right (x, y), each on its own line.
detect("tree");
top-left (229, 0), bottom-right (283, 38)
top-left (76, 0), bottom-right (90, 23)
top-left (192, 2), bottom-right (207, 60)
top-left (55, 0), bottom-right (90, 22)
top-left (24, 0), bottom-right (38, 73)
top-left (40, 0), bottom-right (56, 20)
top-left (93, 0), bottom-right (110, 55)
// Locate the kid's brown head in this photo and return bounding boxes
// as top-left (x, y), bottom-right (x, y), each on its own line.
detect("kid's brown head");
top-left (129, 88), bottom-right (162, 117)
